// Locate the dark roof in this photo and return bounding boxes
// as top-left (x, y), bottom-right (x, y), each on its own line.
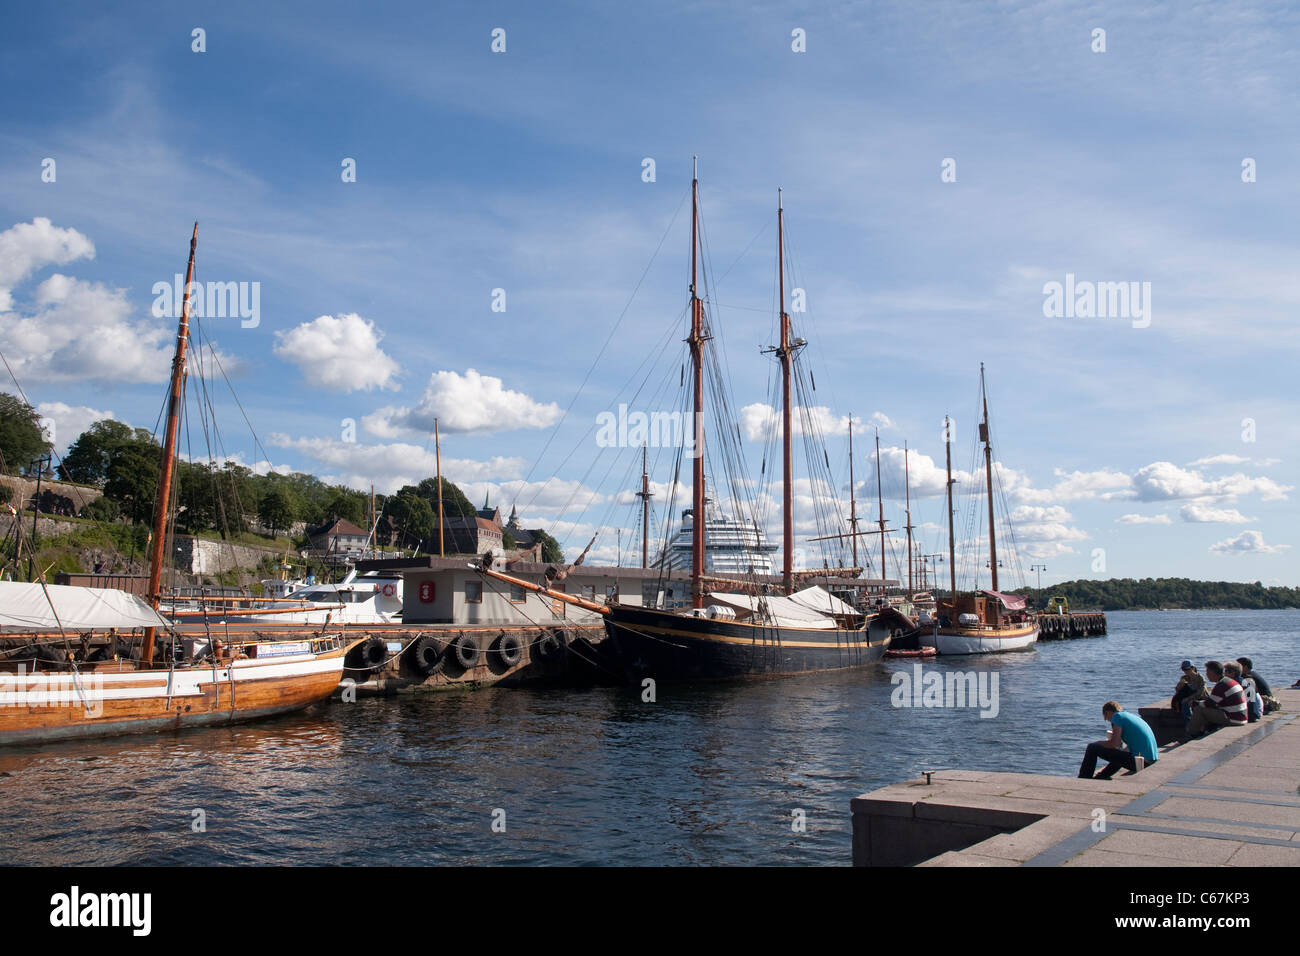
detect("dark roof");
top-left (307, 517), bottom-right (367, 538)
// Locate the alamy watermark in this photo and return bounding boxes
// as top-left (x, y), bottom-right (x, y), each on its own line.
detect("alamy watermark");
top-left (152, 275), bottom-right (260, 328)
top-left (890, 663), bottom-right (999, 718)
top-left (1042, 273), bottom-right (1151, 329)
top-left (595, 404), bottom-right (701, 458)
top-left (0, 664), bottom-right (106, 717)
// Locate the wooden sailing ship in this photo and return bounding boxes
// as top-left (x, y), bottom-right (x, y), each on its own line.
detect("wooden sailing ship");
top-left (0, 225), bottom-right (355, 746)
top-left (926, 366), bottom-right (1039, 655)
top-left (590, 167), bottom-right (894, 679)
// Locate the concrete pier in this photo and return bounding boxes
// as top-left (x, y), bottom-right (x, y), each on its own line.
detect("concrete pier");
top-left (851, 688), bottom-right (1300, 866)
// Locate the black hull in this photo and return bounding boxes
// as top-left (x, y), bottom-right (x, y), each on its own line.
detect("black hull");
top-left (603, 604), bottom-right (891, 682)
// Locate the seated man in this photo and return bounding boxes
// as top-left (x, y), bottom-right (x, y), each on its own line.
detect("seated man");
top-left (1225, 661), bottom-right (1260, 722)
top-left (1186, 660), bottom-right (1248, 737)
top-left (1237, 657), bottom-right (1277, 714)
top-left (1171, 660), bottom-right (1206, 726)
top-left (1078, 701), bottom-right (1158, 780)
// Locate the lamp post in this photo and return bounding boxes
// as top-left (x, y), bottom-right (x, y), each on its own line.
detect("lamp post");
top-left (27, 452), bottom-right (52, 582)
top-left (1030, 563), bottom-right (1047, 590)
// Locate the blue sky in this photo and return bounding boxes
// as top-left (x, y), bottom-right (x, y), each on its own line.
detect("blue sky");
top-left (1, 0), bottom-right (1296, 587)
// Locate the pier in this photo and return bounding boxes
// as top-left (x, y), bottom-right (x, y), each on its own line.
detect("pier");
top-left (851, 688), bottom-right (1299, 866)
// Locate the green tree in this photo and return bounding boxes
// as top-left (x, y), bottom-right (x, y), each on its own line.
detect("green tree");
top-left (534, 528), bottom-right (564, 564)
top-left (103, 441), bottom-right (161, 524)
top-left (322, 487), bottom-right (368, 528)
top-left (81, 496), bottom-right (121, 523)
top-left (175, 460), bottom-right (218, 533)
top-left (387, 491), bottom-right (434, 550)
top-left (59, 420), bottom-right (140, 484)
top-left (258, 483), bottom-right (299, 537)
top-left (414, 477), bottom-right (476, 517)
top-left (0, 393), bottom-right (48, 475)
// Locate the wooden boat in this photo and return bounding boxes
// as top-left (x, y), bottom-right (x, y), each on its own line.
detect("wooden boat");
top-left (925, 368), bottom-right (1039, 655)
top-left (597, 168), bottom-right (891, 679)
top-left (0, 225), bottom-right (355, 746)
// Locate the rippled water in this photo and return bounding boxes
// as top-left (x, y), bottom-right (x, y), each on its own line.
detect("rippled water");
top-left (1, 610), bottom-right (1295, 865)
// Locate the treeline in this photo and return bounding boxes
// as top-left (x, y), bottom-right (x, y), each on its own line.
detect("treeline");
top-left (1013, 578), bottom-right (1300, 611)
top-left (1, 400), bottom-right (563, 562)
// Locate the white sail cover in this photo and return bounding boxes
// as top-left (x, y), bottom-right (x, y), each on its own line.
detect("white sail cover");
top-left (706, 592), bottom-right (836, 629)
top-left (0, 581), bottom-right (168, 631)
top-left (788, 585), bottom-right (856, 616)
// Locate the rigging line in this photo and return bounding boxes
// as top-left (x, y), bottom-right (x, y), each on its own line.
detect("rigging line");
top-left (512, 186), bottom-right (690, 508)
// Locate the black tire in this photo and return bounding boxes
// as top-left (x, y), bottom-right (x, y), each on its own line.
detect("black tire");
top-left (495, 633), bottom-right (523, 667)
top-left (453, 633), bottom-right (480, 669)
top-left (534, 630), bottom-right (563, 661)
top-left (409, 635), bottom-right (445, 676)
top-left (361, 636), bottom-right (387, 669)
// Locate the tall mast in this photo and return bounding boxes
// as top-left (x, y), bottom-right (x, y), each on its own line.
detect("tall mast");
top-left (848, 420), bottom-right (858, 568)
top-left (778, 188), bottom-right (794, 594)
top-left (636, 443), bottom-right (652, 569)
top-left (435, 417), bottom-right (445, 557)
top-left (689, 157), bottom-right (706, 608)
top-left (980, 363), bottom-right (998, 592)
top-left (945, 416), bottom-right (956, 597)
top-left (875, 429), bottom-right (885, 598)
top-left (142, 222), bottom-right (197, 664)
top-left (905, 440), bottom-right (913, 594)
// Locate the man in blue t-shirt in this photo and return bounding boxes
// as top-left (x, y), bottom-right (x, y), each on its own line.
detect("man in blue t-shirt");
top-left (1077, 701), bottom-right (1159, 779)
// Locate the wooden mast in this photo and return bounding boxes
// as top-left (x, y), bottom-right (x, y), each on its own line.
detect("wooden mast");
top-left (689, 158), bottom-right (706, 608)
top-left (980, 363), bottom-right (998, 592)
top-left (905, 440), bottom-right (914, 594)
top-left (875, 429), bottom-right (885, 598)
top-left (945, 415), bottom-right (956, 597)
top-left (848, 420), bottom-right (858, 568)
top-left (636, 443), bottom-right (652, 569)
top-left (435, 417), bottom-right (445, 557)
top-left (142, 222), bottom-right (197, 664)
top-left (778, 188), bottom-right (794, 595)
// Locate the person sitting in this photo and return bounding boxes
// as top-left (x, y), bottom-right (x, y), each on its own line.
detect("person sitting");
top-left (1170, 660), bottom-right (1207, 727)
top-left (1186, 661), bottom-right (1248, 738)
top-left (1237, 658), bottom-right (1278, 715)
top-left (1078, 701), bottom-right (1158, 780)
top-left (1225, 661), bottom-right (1260, 722)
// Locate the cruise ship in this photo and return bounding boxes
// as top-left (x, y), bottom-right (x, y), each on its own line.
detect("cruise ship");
top-left (658, 502), bottom-right (779, 575)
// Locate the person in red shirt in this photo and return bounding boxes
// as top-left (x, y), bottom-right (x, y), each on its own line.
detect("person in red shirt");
top-left (1186, 660), bottom-right (1248, 738)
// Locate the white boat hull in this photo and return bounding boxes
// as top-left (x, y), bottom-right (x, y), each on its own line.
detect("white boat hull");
top-left (923, 625), bottom-right (1039, 655)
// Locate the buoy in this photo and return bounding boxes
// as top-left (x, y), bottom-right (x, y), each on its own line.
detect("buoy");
top-left (381, 583), bottom-right (397, 597)
top-left (453, 633), bottom-right (480, 669)
top-left (495, 632), bottom-right (523, 667)
top-left (409, 635), bottom-right (444, 676)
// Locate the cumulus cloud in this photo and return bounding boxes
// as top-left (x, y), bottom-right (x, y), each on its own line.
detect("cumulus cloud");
top-left (364, 368), bottom-right (561, 437)
top-left (1208, 530), bottom-right (1290, 555)
top-left (1117, 513), bottom-right (1172, 525)
top-left (272, 313), bottom-right (400, 392)
top-left (1179, 502), bottom-right (1254, 523)
top-left (1007, 504), bottom-right (1090, 558)
top-left (0, 218), bottom-right (95, 310)
top-left (35, 402), bottom-right (115, 455)
top-left (740, 403), bottom-right (886, 441)
top-left (1130, 461), bottom-right (1291, 502)
top-left (268, 433), bottom-right (525, 494)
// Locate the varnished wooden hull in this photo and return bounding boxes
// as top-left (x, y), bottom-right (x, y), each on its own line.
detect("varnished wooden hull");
top-left (604, 604), bottom-right (890, 682)
top-left (0, 642), bottom-right (352, 746)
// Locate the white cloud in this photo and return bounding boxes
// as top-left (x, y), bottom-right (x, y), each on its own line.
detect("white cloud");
top-left (364, 368), bottom-right (561, 436)
top-left (272, 313), bottom-right (400, 392)
top-left (268, 433), bottom-right (525, 494)
top-left (0, 273), bottom-right (172, 384)
top-left (0, 218), bottom-right (95, 310)
top-left (34, 402), bottom-right (115, 455)
top-left (1006, 504), bottom-right (1090, 558)
top-left (740, 403), bottom-right (881, 441)
top-left (1117, 513), bottom-right (1172, 525)
top-left (1209, 530), bottom-right (1290, 555)
top-left (1131, 461), bottom-right (1291, 502)
top-left (1180, 502), bottom-right (1254, 523)
top-left (1187, 454), bottom-right (1249, 467)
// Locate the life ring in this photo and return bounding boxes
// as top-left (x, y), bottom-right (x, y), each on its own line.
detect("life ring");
top-left (381, 583), bottom-right (397, 598)
top-left (452, 633), bottom-right (480, 669)
top-left (494, 632), bottom-right (523, 668)
top-left (409, 635), bottom-right (445, 676)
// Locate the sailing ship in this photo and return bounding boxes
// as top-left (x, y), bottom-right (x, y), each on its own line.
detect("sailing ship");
top-left (0, 225), bottom-right (355, 746)
top-left (925, 366), bottom-right (1039, 655)
top-left (595, 168), bottom-right (894, 679)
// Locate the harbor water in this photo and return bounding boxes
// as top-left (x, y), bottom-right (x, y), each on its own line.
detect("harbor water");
top-left (1, 609), bottom-right (1296, 866)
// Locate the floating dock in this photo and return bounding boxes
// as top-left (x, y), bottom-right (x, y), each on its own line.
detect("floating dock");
top-left (1036, 611), bottom-right (1107, 639)
top-left (851, 688), bottom-right (1299, 866)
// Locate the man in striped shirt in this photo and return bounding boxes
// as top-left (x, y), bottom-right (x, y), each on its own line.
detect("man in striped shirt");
top-left (1186, 660), bottom-right (1248, 738)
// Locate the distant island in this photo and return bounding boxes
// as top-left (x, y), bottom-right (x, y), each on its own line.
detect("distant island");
top-left (1011, 578), bottom-right (1300, 612)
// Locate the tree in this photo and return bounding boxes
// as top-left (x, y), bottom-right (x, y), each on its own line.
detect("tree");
top-left (386, 492), bottom-right (434, 550)
top-left (175, 460), bottom-right (218, 533)
top-left (323, 487), bottom-right (368, 528)
top-left (258, 483), bottom-right (299, 537)
top-left (59, 419), bottom-right (139, 484)
top-left (415, 477), bottom-right (476, 517)
top-left (534, 528), bottom-right (564, 564)
top-left (103, 442), bottom-right (160, 524)
top-left (81, 496), bottom-right (121, 523)
top-left (0, 393), bottom-right (48, 475)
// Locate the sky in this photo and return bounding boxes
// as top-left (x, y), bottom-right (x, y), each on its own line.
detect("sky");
top-left (0, 0), bottom-right (1296, 587)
